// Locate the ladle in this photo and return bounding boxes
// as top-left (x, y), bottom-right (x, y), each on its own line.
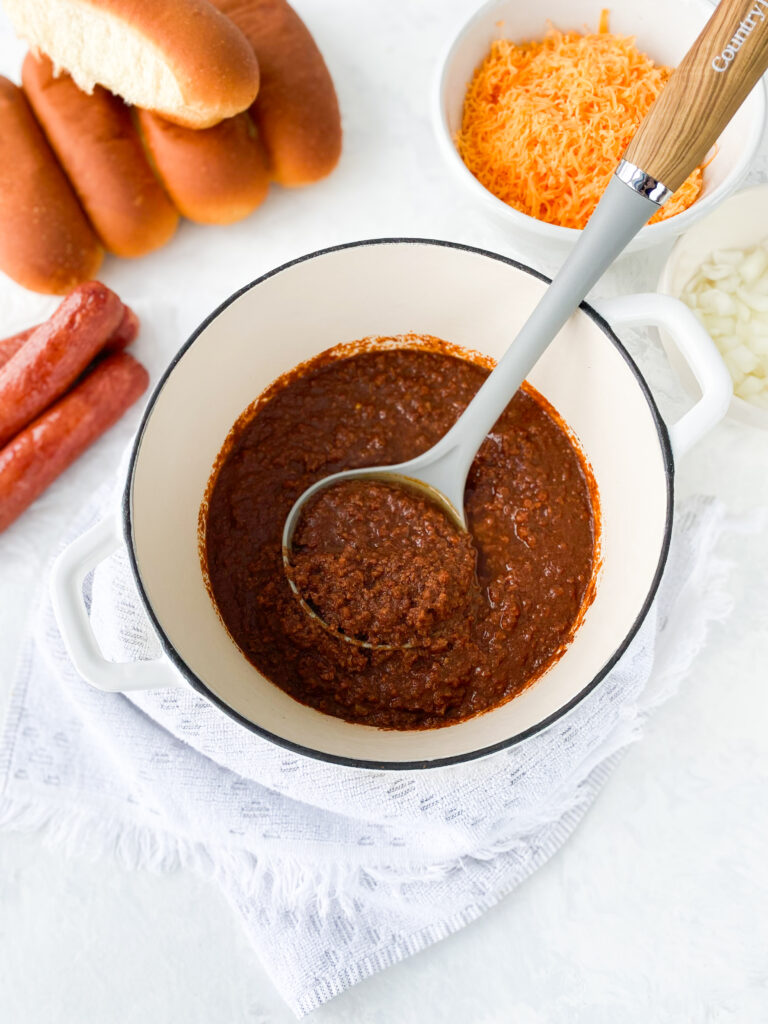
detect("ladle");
top-left (284, 0), bottom-right (768, 640)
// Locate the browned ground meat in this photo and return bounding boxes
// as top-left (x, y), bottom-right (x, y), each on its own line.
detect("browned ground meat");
top-left (203, 342), bottom-right (597, 730)
top-left (288, 479), bottom-right (480, 649)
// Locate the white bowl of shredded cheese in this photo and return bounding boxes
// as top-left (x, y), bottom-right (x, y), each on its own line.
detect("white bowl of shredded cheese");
top-left (659, 184), bottom-right (768, 430)
top-left (435, 0), bottom-right (766, 261)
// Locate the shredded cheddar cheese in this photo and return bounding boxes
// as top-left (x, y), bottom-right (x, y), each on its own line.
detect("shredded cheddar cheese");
top-left (455, 13), bottom-right (703, 228)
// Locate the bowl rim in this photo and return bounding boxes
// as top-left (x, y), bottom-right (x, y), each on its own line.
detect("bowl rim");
top-left (122, 237), bottom-right (675, 770)
top-left (432, 0), bottom-right (768, 244)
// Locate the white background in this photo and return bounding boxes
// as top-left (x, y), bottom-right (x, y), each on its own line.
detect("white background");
top-left (1, 1), bottom-right (767, 1021)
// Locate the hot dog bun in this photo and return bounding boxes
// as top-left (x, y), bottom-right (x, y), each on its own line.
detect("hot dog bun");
top-left (0, 77), bottom-right (102, 294)
top-left (3, 0), bottom-right (260, 129)
top-left (212, 0), bottom-right (341, 186)
top-left (137, 109), bottom-right (269, 224)
top-left (22, 54), bottom-right (179, 258)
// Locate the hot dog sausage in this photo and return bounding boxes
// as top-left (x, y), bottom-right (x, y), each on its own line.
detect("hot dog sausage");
top-left (0, 351), bottom-right (149, 533)
top-left (108, 306), bottom-right (140, 353)
top-left (0, 303), bottom-right (140, 371)
top-left (107, 306), bottom-right (141, 353)
top-left (0, 327), bottom-right (35, 369)
top-left (0, 281), bottom-right (124, 447)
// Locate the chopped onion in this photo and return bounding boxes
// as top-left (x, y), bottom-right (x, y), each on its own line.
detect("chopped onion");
top-left (679, 241), bottom-right (768, 407)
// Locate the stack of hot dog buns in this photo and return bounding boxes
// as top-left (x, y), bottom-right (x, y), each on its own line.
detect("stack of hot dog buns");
top-left (0, 282), bottom-right (148, 531)
top-left (0, 0), bottom-right (341, 293)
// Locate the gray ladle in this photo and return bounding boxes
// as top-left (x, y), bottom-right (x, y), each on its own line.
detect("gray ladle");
top-left (283, 0), bottom-right (768, 628)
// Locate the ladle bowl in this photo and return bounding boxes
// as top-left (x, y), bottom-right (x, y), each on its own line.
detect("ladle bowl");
top-left (282, 467), bottom-right (466, 651)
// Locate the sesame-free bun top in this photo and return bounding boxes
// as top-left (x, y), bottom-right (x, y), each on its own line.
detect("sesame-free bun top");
top-left (3, 0), bottom-right (261, 129)
top-left (0, 76), bottom-right (102, 293)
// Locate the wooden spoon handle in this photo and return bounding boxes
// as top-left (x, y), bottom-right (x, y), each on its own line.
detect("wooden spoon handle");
top-left (624, 0), bottom-right (768, 192)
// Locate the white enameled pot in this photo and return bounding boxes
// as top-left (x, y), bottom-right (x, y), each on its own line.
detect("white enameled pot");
top-left (434, 0), bottom-right (767, 261)
top-left (50, 240), bottom-right (731, 769)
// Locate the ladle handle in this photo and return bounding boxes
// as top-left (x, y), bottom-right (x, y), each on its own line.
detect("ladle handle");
top-left (402, 0), bottom-right (768, 517)
top-left (624, 0), bottom-right (768, 192)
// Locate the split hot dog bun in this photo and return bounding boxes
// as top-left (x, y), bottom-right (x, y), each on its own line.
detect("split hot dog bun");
top-left (212, 0), bottom-right (341, 186)
top-left (3, 0), bottom-right (260, 129)
top-left (22, 54), bottom-right (179, 258)
top-left (0, 77), bottom-right (102, 294)
top-left (137, 109), bottom-right (269, 225)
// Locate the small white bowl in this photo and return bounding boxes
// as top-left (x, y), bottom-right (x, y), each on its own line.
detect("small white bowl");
top-left (658, 183), bottom-right (768, 430)
top-left (434, 0), bottom-right (767, 262)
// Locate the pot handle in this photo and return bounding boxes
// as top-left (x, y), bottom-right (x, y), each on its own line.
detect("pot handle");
top-left (50, 516), bottom-right (185, 693)
top-left (592, 293), bottom-right (732, 458)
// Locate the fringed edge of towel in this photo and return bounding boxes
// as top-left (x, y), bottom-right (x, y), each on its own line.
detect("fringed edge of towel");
top-left (259, 754), bottom-right (625, 1017)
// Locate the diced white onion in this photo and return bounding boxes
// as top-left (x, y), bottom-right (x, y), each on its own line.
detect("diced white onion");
top-left (738, 248), bottom-right (768, 284)
top-left (711, 249), bottom-right (744, 265)
top-left (679, 240), bottom-right (768, 409)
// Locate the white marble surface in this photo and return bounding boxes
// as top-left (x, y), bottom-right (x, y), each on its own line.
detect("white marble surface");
top-left (0, 1), bottom-right (767, 1020)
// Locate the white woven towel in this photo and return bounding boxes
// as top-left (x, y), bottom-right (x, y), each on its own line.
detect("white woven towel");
top-left (0, 484), bottom-right (734, 1016)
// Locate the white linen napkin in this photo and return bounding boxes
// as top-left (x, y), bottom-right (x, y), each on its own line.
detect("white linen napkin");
top-left (0, 481), bottom-right (735, 1016)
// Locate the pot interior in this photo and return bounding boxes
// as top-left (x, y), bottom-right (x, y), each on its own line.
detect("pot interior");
top-left (127, 241), bottom-right (671, 766)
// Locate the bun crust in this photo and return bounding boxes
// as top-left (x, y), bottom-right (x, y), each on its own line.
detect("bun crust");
top-left (0, 76), bottom-right (102, 294)
top-left (4, 0), bottom-right (260, 129)
top-left (137, 109), bottom-right (270, 225)
top-left (22, 53), bottom-right (179, 258)
top-left (212, 0), bottom-right (341, 186)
